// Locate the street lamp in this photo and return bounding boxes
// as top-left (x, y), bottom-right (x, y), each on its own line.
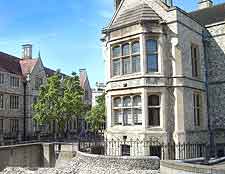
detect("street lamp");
top-left (23, 73), bottom-right (31, 141)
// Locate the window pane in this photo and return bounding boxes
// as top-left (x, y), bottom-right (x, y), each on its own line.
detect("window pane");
top-left (133, 109), bottom-right (142, 125)
top-left (123, 96), bottom-right (131, 107)
top-left (114, 110), bottom-right (122, 125)
top-left (0, 95), bottom-right (3, 109)
top-left (0, 74), bottom-right (4, 84)
top-left (147, 55), bottom-right (158, 72)
top-left (123, 109), bottom-right (132, 125)
top-left (114, 97), bottom-right (121, 107)
top-left (112, 46), bottom-right (120, 57)
top-left (122, 44), bottom-right (130, 56)
top-left (191, 45), bottom-right (199, 77)
top-left (148, 95), bottom-right (160, 106)
top-left (132, 56), bottom-right (140, 73)
top-left (132, 42), bottom-right (140, 54)
top-left (122, 58), bottom-right (131, 74)
top-left (133, 95), bottom-right (141, 106)
top-left (149, 108), bottom-right (160, 126)
top-left (146, 39), bottom-right (157, 53)
top-left (113, 59), bottom-right (120, 76)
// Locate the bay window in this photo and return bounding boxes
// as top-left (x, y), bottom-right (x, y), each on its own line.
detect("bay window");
top-left (111, 41), bottom-right (140, 77)
top-left (112, 95), bottom-right (142, 126)
top-left (146, 39), bottom-right (158, 72)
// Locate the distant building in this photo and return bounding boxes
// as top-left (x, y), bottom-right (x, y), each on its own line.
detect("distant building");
top-left (79, 69), bottom-right (92, 106)
top-left (92, 82), bottom-right (105, 106)
top-left (0, 45), bottom-right (91, 142)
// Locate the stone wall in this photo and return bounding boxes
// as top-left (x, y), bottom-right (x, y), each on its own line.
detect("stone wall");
top-left (76, 151), bottom-right (160, 170)
top-left (160, 160), bottom-right (225, 174)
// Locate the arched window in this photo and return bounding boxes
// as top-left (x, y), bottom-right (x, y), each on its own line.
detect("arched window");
top-left (148, 95), bottom-right (160, 126)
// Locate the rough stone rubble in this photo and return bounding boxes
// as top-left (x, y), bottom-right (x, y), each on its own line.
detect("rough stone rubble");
top-left (1, 156), bottom-right (160, 174)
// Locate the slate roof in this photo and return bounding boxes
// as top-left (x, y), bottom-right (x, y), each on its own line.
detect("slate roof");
top-left (110, 3), bottom-right (162, 29)
top-left (189, 3), bottom-right (225, 26)
top-left (0, 52), bottom-right (22, 75)
top-left (0, 51), bottom-right (57, 77)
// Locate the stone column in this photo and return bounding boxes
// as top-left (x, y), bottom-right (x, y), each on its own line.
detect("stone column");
top-left (140, 34), bottom-right (146, 75)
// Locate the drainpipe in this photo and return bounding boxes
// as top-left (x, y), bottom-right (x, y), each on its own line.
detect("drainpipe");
top-left (23, 81), bottom-right (27, 141)
top-left (203, 32), bottom-right (212, 160)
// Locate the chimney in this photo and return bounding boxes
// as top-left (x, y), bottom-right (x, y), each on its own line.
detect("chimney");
top-left (198, 0), bottom-right (213, 9)
top-left (115, 0), bottom-right (122, 10)
top-left (22, 44), bottom-right (32, 59)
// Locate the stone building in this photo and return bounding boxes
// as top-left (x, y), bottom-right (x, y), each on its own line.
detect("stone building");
top-left (0, 45), bottom-right (91, 142)
top-left (102, 0), bottom-right (225, 156)
top-left (92, 82), bottom-right (105, 107)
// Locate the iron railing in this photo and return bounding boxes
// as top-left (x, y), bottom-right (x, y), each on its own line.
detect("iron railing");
top-left (78, 138), bottom-right (208, 160)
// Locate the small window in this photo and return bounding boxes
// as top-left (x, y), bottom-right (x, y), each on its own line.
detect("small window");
top-left (193, 93), bottom-right (202, 126)
top-left (0, 73), bottom-right (4, 84)
top-left (10, 119), bottom-right (19, 133)
top-left (0, 119), bottom-right (3, 132)
top-left (191, 44), bottom-right (200, 77)
top-left (122, 44), bottom-right (130, 56)
top-left (10, 76), bottom-right (20, 88)
top-left (35, 78), bottom-right (43, 90)
top-left (112, 46), bottom-right (120, 58)
top-left (146, 39), bottom-right (158, 72)
top-left (10, 95), bottom-right (19, 109)
top-left (112, 59), bottom-right (120, 76)
top-left (148, 95), bottom-right (160, 126)
top-left (0, 94), bottom-right (3, 109)
top-left (121, 144), bottom-right (130, 156)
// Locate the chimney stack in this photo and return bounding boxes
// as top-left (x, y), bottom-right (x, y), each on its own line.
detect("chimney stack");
top-left (22, 44), bottom-right (32, 59)
top-left (198, 0), bottom-right (213, 9)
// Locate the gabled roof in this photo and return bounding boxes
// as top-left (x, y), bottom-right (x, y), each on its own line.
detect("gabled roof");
top-left (189, 3), bottom-right (225, 26)
top-left (19, 59), bottom-right (38, 76)
top-left (110, 2), bottom-right (162, 29)
top-left (0, 52), bottom-right (22, 75)
top-left (0, 51), bottom-right (58, 78)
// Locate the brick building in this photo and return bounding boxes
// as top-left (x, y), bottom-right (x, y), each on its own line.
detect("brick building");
top-left (102, 0), bottom-right (225, 156)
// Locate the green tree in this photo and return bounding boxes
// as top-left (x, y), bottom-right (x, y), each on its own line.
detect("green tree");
top-left (86, 93), bottom-right (106, 133)
top-left (33, 71), bottom-right (85, 136)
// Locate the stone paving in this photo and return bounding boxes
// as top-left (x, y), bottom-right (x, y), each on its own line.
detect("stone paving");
top-left (1, 156), bottom-right (160, 174)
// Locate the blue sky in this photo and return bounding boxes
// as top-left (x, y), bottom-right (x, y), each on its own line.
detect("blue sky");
top-left (0, 0), bottom-right (224, 87)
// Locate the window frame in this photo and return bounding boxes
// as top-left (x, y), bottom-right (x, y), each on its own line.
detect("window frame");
top-left (193, 92), bottom-right (202, 127)
top-left (112, 94), bottom-right (142, 126)
top-left (146, 38), bottom-right (159, 73)
top-left (191, 44), bottom-right (200, 78)
top-left (0, 94), bottom-right (3, 109)
top-left (0, 73), bottom-right (4, 85)
top-left (148, 94), bottom-right (161, 127)
top-left (10, 76), bottom-right (20, 88)
top-left (10, 95), bottom-right (19, 110)
top-left (111, 39), bottom-right (141, 77)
